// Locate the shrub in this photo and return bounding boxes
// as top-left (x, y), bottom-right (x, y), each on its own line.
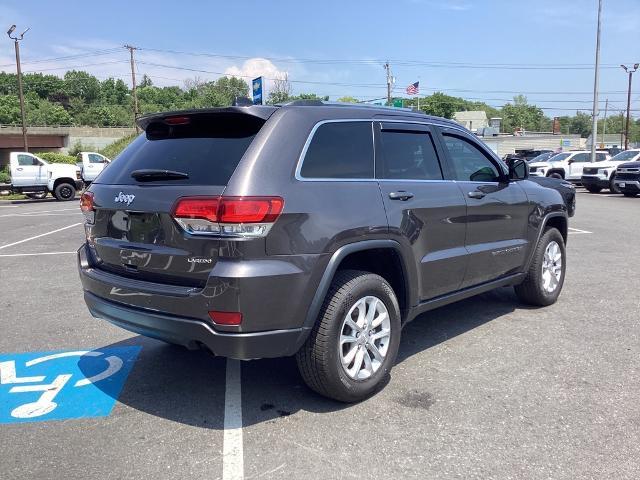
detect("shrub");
top-left (68, 140), bottom-right (96, 157)
top-left (38, 152), bottom-right (77, 164)
top-left (100, 133), bottom-right (137, 159)
top-left (0, 166), bottom-right (10, 183)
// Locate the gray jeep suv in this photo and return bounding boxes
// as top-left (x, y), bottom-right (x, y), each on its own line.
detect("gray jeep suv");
top-left (77, 101), bottom-right (569, 402)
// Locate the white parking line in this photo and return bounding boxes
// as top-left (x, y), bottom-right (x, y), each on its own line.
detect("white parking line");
top-left (0, 223), bottom-right (82, 250)
top-left (568, 227), bottom-right (593, 234)
top-left (0, 213), bottom-right (83, 218)
top-left (223, 359), bottom-right (244, 480)
top-left (0, 251), bottom-right (76, 257)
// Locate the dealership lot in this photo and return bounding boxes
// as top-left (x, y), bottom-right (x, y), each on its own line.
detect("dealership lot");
top-left (0, 192), bottom-right (638, 480)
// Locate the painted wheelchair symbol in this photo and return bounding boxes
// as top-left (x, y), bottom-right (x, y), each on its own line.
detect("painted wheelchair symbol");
top-left (0, 350), bottom-right (123, 419)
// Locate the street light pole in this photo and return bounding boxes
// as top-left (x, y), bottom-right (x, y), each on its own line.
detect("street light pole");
top-left (620, 63), bottom-right (639, 150)
top-left (590, 0), bottom-right (602, 163)
top-left (7, 25), bottom-right (30, 152)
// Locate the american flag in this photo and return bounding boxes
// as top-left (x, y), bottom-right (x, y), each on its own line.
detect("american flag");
top-left (406, 81), bottom-right (419, 95)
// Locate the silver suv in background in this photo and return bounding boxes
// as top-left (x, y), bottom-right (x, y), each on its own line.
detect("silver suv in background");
top-left (582, 149), bottom-right (640, 193)
top-left (529, 150), bottom-right (610, 182)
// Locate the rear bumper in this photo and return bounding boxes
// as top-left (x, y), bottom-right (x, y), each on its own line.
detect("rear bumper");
top-left (84, 291), bottom-right (306, 359)
top-left (78, 243), bottom-right (320, 359)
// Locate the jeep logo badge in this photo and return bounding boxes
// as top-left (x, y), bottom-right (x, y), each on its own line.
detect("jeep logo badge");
top-left (114, 192), bottom-right (135, 206)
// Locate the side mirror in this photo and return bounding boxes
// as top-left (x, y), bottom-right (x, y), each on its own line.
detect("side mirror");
top-left (567, 159), bottom-right (574, 165)
top-left (508, 158), bottom-right (529, 180)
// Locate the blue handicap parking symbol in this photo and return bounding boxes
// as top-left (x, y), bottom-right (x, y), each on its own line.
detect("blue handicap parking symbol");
top-left (0, 346), bottom-right (140, 424)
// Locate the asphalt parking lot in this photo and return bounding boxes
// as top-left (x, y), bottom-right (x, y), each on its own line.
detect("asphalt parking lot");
top-left (0, 191), bottom-right (638, 480)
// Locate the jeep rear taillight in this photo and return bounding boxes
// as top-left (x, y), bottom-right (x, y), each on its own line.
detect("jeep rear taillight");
top-left (80, 191), bottom-right (95, 224)
top-left (171, 196), bottom-right (284, 238)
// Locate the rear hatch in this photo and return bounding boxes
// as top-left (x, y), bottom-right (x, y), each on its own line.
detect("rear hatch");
top-left (86, 109), bottom-right (273, 287)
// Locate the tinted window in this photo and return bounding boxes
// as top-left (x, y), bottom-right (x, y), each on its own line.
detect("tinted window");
top-left (96, 113), bottom-right (264, 185)
top-left (379, 130), bottom-right (443, 180)
top-left (571, 153), bottom-right (590, 163)
top-left (595, 153), bottom-right (607, 161)
top-left (88, 154), bottom-right (106, 164)
top-left (300, 122), bottom-right (373, 179)
top-left (442, 134), bottom-right (501, 182)
top-left (17, 155), bottom-right (38, 166)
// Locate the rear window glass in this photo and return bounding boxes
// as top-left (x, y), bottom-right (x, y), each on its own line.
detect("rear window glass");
top-left (95, 113), bottom-right (264, 185)
top-left (300, 121), bottom-right (374, 179)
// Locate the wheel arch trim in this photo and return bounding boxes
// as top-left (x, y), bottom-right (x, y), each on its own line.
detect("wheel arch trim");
top-left (291, 239), bottom-right (415, 353)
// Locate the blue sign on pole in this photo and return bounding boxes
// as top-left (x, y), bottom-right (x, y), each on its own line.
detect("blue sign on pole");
top-left (0, 347), bottom-right (140, 423)
top-left (252, 76), bottom-right (263, 105)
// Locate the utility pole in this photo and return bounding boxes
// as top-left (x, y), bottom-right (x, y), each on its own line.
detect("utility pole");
top-left (601, 98), bottom-right (608, 148)
top-left (620, 63), bottom-right (639, 150)
top-left (590, 0), bottom-right (602, 163)
top-left (125, 45), bottom-right (140, 133)
top-left (7, 25), bottom-right (30, 152)
top-left (383, 62), bottom-right (394, 106)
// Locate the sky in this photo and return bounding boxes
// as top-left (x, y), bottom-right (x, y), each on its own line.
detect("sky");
top-left (0, 0), bottom-right (639, 118)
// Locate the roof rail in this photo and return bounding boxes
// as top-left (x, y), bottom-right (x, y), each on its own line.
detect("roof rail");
top-left (279, 99), bottom-right (419, 113)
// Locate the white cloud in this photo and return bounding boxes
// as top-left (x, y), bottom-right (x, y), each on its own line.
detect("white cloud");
top-left (224, 58), bottom-right (288, 82)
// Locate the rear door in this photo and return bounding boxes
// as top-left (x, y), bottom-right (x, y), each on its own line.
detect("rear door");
top-left (375, 121), bottom-right (467, 300)
top-left (87, 111), bottom-right (268, 287)
top-left (437, 128), bottom-right (530, 288)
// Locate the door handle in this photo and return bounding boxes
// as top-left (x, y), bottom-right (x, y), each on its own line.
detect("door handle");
top-left (468, 190), bottom-right (486, 199)
top-left (389, 191), bottom-right (414, 201)
top-left (16, 167), bottom-right (23, 171)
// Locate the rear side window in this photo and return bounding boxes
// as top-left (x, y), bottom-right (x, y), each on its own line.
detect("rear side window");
top-left (378, 130), bottom-right (443, 180)
top-left (300, 122), bottom-right (374, 179)
top-left (95, 113), bottom-right (264, 185)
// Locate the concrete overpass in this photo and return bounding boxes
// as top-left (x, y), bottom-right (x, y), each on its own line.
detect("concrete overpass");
top-left (0, 125), bottom-right (136, 166)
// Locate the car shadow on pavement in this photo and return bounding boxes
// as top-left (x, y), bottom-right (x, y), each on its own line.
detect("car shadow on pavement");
top-left (85, 287), bottom-right (521, 429)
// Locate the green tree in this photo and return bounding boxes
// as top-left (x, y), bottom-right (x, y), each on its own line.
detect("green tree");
top-left (64, 70), bottom-right (101, 104)
top-left (26, 97), bottom-right (72, 125)
top-left (337, 96), bottom-right (359, 103)
top-left (0, 95), bottom-right (21, 124)
top-left (569, 111), bottom-right (592, 137)
top-left (501, 95), bottom-right (548, 132)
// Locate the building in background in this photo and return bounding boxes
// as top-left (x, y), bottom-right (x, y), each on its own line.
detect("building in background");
top-left (453, 111), bottom-right (488, 132)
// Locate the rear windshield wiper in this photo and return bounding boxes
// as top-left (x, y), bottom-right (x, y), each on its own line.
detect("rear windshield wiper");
top-left (130, 169), bottom-right (189, 181)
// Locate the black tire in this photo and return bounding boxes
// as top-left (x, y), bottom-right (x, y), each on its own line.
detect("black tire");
top-left (296, 270), bottom-right (401, 403)
top-left (609, 176), bottom-right (621, 194)
top-left (54, 182), bottom-right (76, 201)
top-left (514, 227), bottom-right (566, 307)
top-left (623, 192), bottom-right (637, 198)
top-left (26, 192), bottom-right (47, 199)
top-left (585, 185), bottom-right (601, 193)
top-left (548, 172), bottom-right (563, 179)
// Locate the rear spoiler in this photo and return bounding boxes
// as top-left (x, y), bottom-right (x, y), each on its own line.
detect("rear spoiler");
top-left (136, 106), bottom-right (278, 131)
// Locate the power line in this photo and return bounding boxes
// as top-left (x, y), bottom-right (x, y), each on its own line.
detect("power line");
top-left (0, 48), bottom-right (122, 68)
top-left (138, 47), bottom-right (632, 70)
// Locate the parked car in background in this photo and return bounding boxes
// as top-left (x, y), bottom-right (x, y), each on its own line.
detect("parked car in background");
top-left (614, 159), bottom-right (640, 197)
top-left (527, 151), bottom-right (558, 164)
top-left (581, 149), bottom-right (640, 193)
top-left (76, 152), bottom-right (110, 185)
top-left (529, 150), bottom-right (610, 183)
top-left (0, 151), bottom-right (82, 200)
top-left (520, 149), bottom-right (554, 162)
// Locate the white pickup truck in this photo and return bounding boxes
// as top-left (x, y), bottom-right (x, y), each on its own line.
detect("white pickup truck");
top-left (76, 152), bottom-right (110, 185)
top-left (1, 152), bottom-right (83, 201)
